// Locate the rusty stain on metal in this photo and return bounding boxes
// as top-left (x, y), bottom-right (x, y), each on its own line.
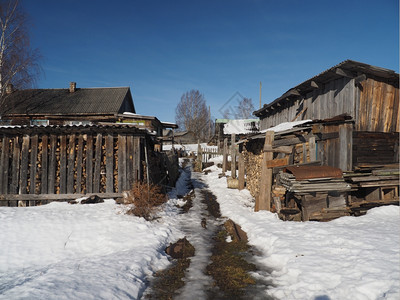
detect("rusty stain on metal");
top-left (284, 165), bottom-right (343, 180)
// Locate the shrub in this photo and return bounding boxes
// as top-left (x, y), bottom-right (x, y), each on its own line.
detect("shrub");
top-left (125, 182), bottom-right (167, 220)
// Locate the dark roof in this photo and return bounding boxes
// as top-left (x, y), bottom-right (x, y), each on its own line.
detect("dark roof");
top-left (0, 87), bottom-right (135, 117)
top-left (254, 60), bottom-right (399, 116)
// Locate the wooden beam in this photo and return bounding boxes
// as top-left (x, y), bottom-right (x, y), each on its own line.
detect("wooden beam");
top-left (310, 81), bottom-right (320, 89)
top-left (0, 193), bottom-right (122, 201)
top-left (257, 131), bottom-right (274, 211)
top-left (238, 152), bottom-right (245, 190)
top-left (266, 156), bottom-right (289, 168)
top-left (263, 145), bottom-right (293, 154)
top-left (354, 74), bottom-right (367, 84)
top-left (335, 68), bottom-right (354, 78)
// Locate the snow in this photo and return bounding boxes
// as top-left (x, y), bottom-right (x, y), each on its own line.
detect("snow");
top-left (261, 119), bottom-right (312, 133)
top-left (0, 159), bottom-right (399, 299)
top-left (162, 143), bottom-right (217, 155)
top-left (223, 119), bottom-right (259, 135)
top-left (202, 165), bottom-right (400, 300)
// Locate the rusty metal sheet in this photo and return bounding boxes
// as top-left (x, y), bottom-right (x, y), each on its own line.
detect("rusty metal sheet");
top-left (284, 165), bottom-right (343, 180)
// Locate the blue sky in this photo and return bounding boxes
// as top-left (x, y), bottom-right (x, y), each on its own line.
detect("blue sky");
top-left (22, 0), bottom-right (398, 123)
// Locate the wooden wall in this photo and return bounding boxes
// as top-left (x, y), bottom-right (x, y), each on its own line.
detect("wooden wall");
top-left (357, 78), bottom-right (399, 132)
top-left (261, 77), bottom-right (355, 130)
top-left (353, 132), bottom-right (399, 166)
top-left (0, 126), bottom-right (146, 205)
top-left (260, 77), bottom-right (399, 133)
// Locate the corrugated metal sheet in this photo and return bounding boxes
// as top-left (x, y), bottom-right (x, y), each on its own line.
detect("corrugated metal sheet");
top-left (283, 165), bottom-right (343, 180)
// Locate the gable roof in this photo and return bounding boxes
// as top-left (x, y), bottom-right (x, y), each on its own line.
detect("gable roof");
top-left (254, 60), bottom-right (399, 117)
top-left (0, 87), bottom-right (135, 117)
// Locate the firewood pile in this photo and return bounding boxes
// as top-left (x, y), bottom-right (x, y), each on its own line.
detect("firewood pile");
top-left (242, 146), bottom-right (263, 199)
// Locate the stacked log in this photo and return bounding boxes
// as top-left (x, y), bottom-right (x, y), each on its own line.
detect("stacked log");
top-left (242, 146), bottom-right (263, 199)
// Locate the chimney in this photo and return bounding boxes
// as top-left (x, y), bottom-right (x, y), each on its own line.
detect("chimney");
top-left (69, 82), bottom-right (76, 93)
top-left (6, 83), bottom-right (14, 94)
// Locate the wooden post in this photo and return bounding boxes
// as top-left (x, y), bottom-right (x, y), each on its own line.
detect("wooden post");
top-left (238, 152), bottom-right (245, 190)
top-left (93, 133), bottom-right (102, 193)
top-left (48, 134), bottom-right (57, 194)
top-left (105, 134), bottom-right (114, 193)
top-left (195, 141), bottom-right (202, 172)
top-left (75, 135), bottom-right (84, 193)
top-left (256, 131), bottom-right (274, 211)
top-left (59, 135), bottom-right (67, 194)
top-left (0, 136), bottom-right (10, 194)
top-left (309, 136), bottom-right (316, 162)
top-left (222, 138), bottom-right (228, 173)
top-left (67, 134), bottom-right (76, 194)
top-left (41, 135), bottom-right (48, 195)
top-left (339, 123), bottom-right (353, 171)
top-left (231, 134), bottom-right (236, 178)
top-left (20, 135), bottom-right (30, 194)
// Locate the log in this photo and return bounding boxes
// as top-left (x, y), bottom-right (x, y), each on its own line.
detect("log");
top-left (257, 131), bottom-right (274, 211)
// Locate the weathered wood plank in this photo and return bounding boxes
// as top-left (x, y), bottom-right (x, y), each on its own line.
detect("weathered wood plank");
top-left (76, 134), bottom-right (84, 193)
top-left (67, 134), bottom-right (76, 194)
top-left (222, 138), bottom-right (228, 173)
top-left (20, 135), bottom-right (30, 194)
top-left (29, 135), bottom-right (39, 198)
top-left (133, 136), bottom-right (140, 182)
top-left (118, 134), bottom-right (127, 192)
top-left (105, 134), bottom-right (114, 193)
top-left (126, 135), bottom-right (134, 190)
top-left (309, 136), bottom-right (316, 161)
top-left (231, 134), bottom-right (236, 179)
top-left (0, 136), bottom-right (10, 194)
top-left (48, 134), bottom-right (57, 194)
top-left (41, 135), bottom-right (48, 194)
top-left (266, 156), bottom-right (289, 168)
top-left (0, 193), bottom-right (122, 201)
top-left (93, 133), bottom-right (102, 193)
top-left (257, 131), bottom-right (274, 211)
top-left (238, 152), bottom-right (245, 190)
top-left (59, 135), bottom-right (67, 194)
top-left (86, 134), bottom-right (94, 193)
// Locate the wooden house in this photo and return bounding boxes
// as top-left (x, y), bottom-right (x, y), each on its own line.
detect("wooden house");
top-left (0, 82), bottom-right (136, 126)
top-left (0, 83), bottom-right (179, 206)
top-left (174, 131), bottom-right (197, 144)
top-left (240, 60), bottom-right (399, 221)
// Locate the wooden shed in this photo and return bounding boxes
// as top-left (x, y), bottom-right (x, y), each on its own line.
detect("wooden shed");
top-left (242, 60), bottom-right (399, 221)
top-left (254, 60), bottom-right (399, 133)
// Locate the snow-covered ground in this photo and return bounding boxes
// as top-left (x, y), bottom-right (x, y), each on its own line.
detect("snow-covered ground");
top-left (203, 161), bottom-right (400, 300)
top-left (0, 157), bottom-right (399, 299)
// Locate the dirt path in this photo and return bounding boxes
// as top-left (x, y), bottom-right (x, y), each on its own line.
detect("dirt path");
top-left (145, 161), bottom-right (274, 300)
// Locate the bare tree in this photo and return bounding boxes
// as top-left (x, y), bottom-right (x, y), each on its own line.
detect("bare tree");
top-left (235, 97), bottom-right (255, 119)
top-left (175, 89), bottom-right (212, 141)
top-left (0, 0), bottom-right (41, 97)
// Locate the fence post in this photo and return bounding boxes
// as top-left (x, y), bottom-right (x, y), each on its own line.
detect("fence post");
top-left (238, 152), bottom-right (245, 190)
top-left (231, 133), bottom-right (236, 178)
top-left (222, 138), bottom-right (228, 174)
top-left (256, 131), bottom-right (274, 211)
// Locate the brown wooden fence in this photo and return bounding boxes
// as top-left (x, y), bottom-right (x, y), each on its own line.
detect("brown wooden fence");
top-left (0, 124), bottom-right (148, 206)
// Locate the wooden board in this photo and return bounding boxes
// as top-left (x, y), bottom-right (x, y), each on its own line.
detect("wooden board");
top-left (266, 156), bottom-right (289, 168)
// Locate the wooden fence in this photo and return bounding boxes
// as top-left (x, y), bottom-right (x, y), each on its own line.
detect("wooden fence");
top-left (0, 125), bottom-right (148, 206)
top-left (200, 146), bottom-right (221, 163)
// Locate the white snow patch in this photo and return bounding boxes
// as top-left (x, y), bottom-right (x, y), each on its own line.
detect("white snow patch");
top-left (202, 166), bottom-right (400, 300)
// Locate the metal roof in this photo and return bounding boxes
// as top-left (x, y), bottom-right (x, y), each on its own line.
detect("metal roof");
top-left (0, 87), bottom-right (134, 116)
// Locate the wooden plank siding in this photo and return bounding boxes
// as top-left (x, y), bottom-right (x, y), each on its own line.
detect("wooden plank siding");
top-left (0, 126), bottom-right (148, 205)
top-left (259, 77), bottom-right (398, 134)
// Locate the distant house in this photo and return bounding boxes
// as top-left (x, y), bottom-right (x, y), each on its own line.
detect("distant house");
top-left (0, 82), bottom-right (136, 126)
top-left (174, 131), bottom-right (197, 144)
top-left (119, 112), bottom-right (177, 137)
top-left (214, 118), bottom-right (259, 148)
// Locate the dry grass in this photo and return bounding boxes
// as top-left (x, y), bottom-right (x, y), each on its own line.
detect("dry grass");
top-left (125, 182), bottom-right (167, 220)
